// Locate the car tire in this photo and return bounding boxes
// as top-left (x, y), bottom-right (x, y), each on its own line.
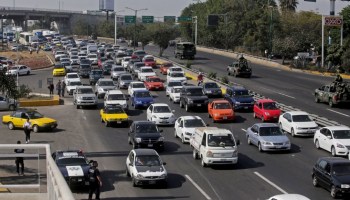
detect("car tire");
top-left (174, 130), bottom-right (178, 138)
top-left (193, 149), bottom-right (198, 159)
top-left (247, 136), bottom-right (251, 145)
top-left (279, 123), bottom-right (284, 133)
top-left (314, 95), bottom-right (320, 103)
top-left (169, 96), bottom-right (172, 101)
top-left (329, 99), bottom-right (334, 108)
top-left (331, 146), bottom-right (336, 157)
top-left (185, 103), bottom-right (189, 112)
top-left (258, 142), bottom-right (263, 152)
top-left (331, 185), bottom-right (337, 198)
top-left (27, 71), bottom-right (30, 75)
top-left (312, 175), bottom-right (318, 187)
top-left (128, 136), bottom-right (132, 145)
top-left (101, 117), bottom-right (104, 123)
top-left (32, 125), bottom-right (39, 133)
top-left (8, 122), bottom-right (14, 130)
top-left (291, 128), bottom-right (295, 137)
top-left (181, 134), bottom-right (185, 144)
top-left (9, 105), bottom-right (16, 111)
top-left (105, 121), bottom-right (109, 127)
top-left (315, 140), bottom-right (320, 149)
top-left (180, 100), bottom-right (184, 108)
top-left (125, 168), bottom-right (130, 177)
top-left (201, 156), bottom-right (207, 167)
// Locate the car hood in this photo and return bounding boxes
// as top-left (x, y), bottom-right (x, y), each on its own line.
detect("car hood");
top-left (120, 80), bottom-right (132, 84)
top-left (334, 139), bottom-right (350, 146)
top-left (169, 77), bottom-right (186, 82)
top-left (104, 113), bottom-right (128, 119)
top-left (139, 72), bottom-right (156, 77)
top-left (171, 93), bottom-right (181, 98)
top-left (77, 93), bottom-right (95, 98)
top-left (293, 121), bottom-right (318, 128)
top-left (54, 68), bottom-right (65, 72)
top-left (66, 78), bottom-right (80, 83)
top-left (99, 86), bottom-right (116, 90)
top-left (146, 82), bottom-right (163, 87)
top-left (260, 135), bottom-right (289, 143)
top-left (153, 113), bottom-right (173, 118)
top-left (66, 85), bottom-right (79, 90)
top-left (264, 109), bottom-right (281, 116)
top-left (136, 165), bottom-right (165, 173)
top-left (58, 165), bottom-right (89, 177)
top-left (213, 109), bottom-right (234, 115)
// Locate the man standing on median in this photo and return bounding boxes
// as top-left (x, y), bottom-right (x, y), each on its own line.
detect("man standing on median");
top-left (14, 141), bottom-right (24, 176)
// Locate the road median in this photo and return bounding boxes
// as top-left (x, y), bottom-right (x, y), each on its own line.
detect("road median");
top-left (19, 94), bottom-right (60, 107)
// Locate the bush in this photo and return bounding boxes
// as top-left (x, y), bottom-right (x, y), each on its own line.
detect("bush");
top-left (221, 76), bottom-right (229, 84)
top-left (185, 60), bottom-right (192, 69)
top-left (17, 84), bottom-right (32, 98)
top-left (208, 72), bottom-right (217, 79)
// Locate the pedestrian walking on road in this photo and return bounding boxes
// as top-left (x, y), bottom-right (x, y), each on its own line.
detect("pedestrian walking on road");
top-left (14, 141), bottom-right (24, 176)
top-left (23, 118), bottom-right (32, 144)
top-left (56, 80), bottom-right (61, 97)
top-left (88, 161), bottom-right (102, 200)
top-left (61, 81), bottom-right (66, 97)
top-left (48, 83), bottom-right (54, 96)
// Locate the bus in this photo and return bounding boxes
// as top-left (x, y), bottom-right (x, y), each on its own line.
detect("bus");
top-left (19, 32), bottom-right (33, 45)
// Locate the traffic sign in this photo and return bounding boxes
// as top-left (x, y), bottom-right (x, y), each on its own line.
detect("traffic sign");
top-left (324, 16), bottom-right (343, 27)
top-left (142, 16), bottom-right (154, 24)
top-left (177, 16), bottom-right (192, 23)
top-left (164, 16), bottom-right (176, 23)
top-left (125, 15), bottom-right (136, 24)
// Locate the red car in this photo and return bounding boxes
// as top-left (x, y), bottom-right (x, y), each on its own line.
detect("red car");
top-left (97, 57), bottom-right (107, 69)
top-left (144, 76), bottom-right (164, 91)
top-left (253, 99), bottom-right (281, 122)
top-left (159, 62), bottom-right (174, 75)
top-left (143, 56), bottom-right (156, 68)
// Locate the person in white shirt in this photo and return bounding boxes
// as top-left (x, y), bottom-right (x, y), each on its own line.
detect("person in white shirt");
top-left (23, 118), bottom-right (32, 144)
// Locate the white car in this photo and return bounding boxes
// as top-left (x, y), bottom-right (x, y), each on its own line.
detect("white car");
top-left (128, 81), bottom-right (147, 97)
top-left (64, 72), bottom-right (81, 85)
top-left (314, 126), bottom-right (350, 156)
top-left (165, 81), bottom-right (183, 96)
top-left (87, 54), bottom-right (98, 65)
top-left (121, 56), bottom-right (131, 69)
top-left (138, 67), bottom-right (156, 82)
top-left (66, 80), bottom-right (82, 95)
top-left (174, 116), bottom-right (207, 143)
top-left (267, 194), bottom-right (310, 200)
top-left (54, 51), bottom-right (66, 61)
top-left (126, 149), bottom-right (167, 187)
top-left (146, 103), bottom-right (176, 125)
top-left (278, 111), bottom-right (318, 137)
top-left (104, 90), bottom-right (129, 110)
top-left (6, 65), bottom-right (31, 76)
top-left (167, 72), bottom-right (187, 84)
top-left (169, 86), bottom-right (182, 103)
top-left (70, 55), bottom-right (79, 65)
top-left (167, 66), bottom-right (184, 75)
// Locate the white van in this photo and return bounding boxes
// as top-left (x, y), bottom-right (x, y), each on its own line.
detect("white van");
top-left (190, 127), bottom-right (239, 167)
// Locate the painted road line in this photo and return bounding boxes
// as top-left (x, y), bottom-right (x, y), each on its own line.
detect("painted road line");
top-left (254, 172), bottom-right (288, 194)
top-left (185, 174), bottom-right (212, 200)
top-left (241, 128), bottom-right (246, 132)
top-left (260, 87), bottom-right (296, 99)
top-left (327, 109), bottom-right (350, 117)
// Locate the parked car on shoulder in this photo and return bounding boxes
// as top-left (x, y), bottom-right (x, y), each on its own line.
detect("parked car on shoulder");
top-left (6, 65), bottom-right (31, 76)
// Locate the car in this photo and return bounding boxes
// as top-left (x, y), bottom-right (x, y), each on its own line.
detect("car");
top-left (142, 56), bottom-right (156, 68)
top-left (111, 65), bottom-right (126, 80)
top-left (52, 150), bottom-right (90, 188)
top-left (208, 100), bottom-right (235, 122)
top-left (89, 69), bottom-right (104, 85)
top-left (54, 51), bottom-right (66, 61)
top-left (246, 123), bottom-right (291, 152)
top-left (105, 48), bottom-right (114, 58)
top-left (117, 73), bottom-right (133, 89)
top-left (70, 55), bottom-right (79, 65)
top-left (60, 57), bottom-right (71, 66)
top-left (144, 76), bottom-right (164, 91)
top-left (174, 116), bottom-right (207, 143)
top-left (100, 105), bottom-right (129, 127)
top-left (6, 65), bottom-right (31, 76)
top-left (132, 50), bottom-right (147, 60)
top-left (227, 60), bottom-right (252, 78)
top-left (202, 82), bottom-right (222, 98)
top-left (253, 99), bottom-right (281, 122)
top-left (131, 90), bottom-right (154, 109)
top-left (146, 103), bottom-right (176, 125)
top-left (179, 86), bottom-right (209, 112)
top-left (314, 126), bottom-right (350, 157)
top-left (95, 78), bottom-right (116, 99)
top-left (128, 81), bottom-right (147, 97)
top-left (278, 111), bottom-right (318, 137)
top-left (128, 121), bottom-right (164, 151)
top-left (165, 80), bottom-right (183, 96)
top-left (87, 54), bottom-right (98, 65)
top-left (64, 73), bottom-right (81, 85)
top-left (125, 149), bottom-right (167, 187)
top-left (0, 95), bottom-right (18, 111)
top-left (167, 66), bottom-right (184, 75)
top-left (101, 61), bottom-right (113, 75)
top-left (130, 62), bottom-right (145, 76)
top-left (66, 80), bottom-right (82, 95)
top-left (73, 86), bottom-right (98, 109)
top-left (104, 89), bottom-right (129, 110)
top-left (53, 64), bottom-right (67, 76)
top-left (138, 67), bottom-right (156, 82)
top-left (79, 64), bottom-right (92, 78)
top-left (167, 72), bottom-right (187, 84)
top-left (168, 86), bottom-right (182, 103)
top-left (224, 86), bottom-right (255, 111)
top-left (115, 52), bottom-right (127, 65)
top-left (159, 62), bottom-right (174, 75)
top-left (2, 108), bottom-right (58, 132)
top-left (121, 56), bottom-right (131, 69)
top-left (312, 157), bottom-right (350, 198)
top-left (267, 194), bottom-right (310, 200)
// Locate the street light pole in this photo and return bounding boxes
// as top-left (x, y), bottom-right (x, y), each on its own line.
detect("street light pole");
top-left (114, 10), bottom-right (124, 45)
top-left (125, 7), bottom-right (148, 50)
top-left (193, 16), bottom-right (198, 46)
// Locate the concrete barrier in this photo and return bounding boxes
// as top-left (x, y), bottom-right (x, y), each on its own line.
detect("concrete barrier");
top-left (19, 94), bottom-right (60, 107)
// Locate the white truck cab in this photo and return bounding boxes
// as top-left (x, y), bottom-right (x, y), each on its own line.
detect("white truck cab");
top-left (190, 127), bottom-right (239, 167)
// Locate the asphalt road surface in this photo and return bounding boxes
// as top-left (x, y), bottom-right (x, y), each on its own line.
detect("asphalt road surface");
top-left (1, 65), bottom-right (344, 200)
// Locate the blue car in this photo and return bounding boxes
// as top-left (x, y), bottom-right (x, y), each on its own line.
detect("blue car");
top-left (224, 86), bottom-right (254, 111)
top-left (131, 90), bottom-right (154, 109)
top-left (52, 150), bottom-right (90, 188)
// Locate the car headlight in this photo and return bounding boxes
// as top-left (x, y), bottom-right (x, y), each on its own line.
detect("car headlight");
top-left (160, 174), bottom-right (167, 178)
top-left (120, 81), bottom-right (125, 85)
top-left (206, 150), bottom-right (213, 157)
top-left (341, 184), bottom-right (350, 189)
top-left (264, 112), bottom-right (270, 116)
top-left (207, 90), bottom-right (212, 94)
top-left (337, 143), bottom-right (345, 148)
top-left (136, 174), bottom-right (144, 178)
top-left (296, 126), bottom-right (302, 130)
top-left (158, 136), bottom-right (164, 141)
top-left (236, 102), bottom-right (241, 104)
top-left (262, 141), bottom-right (272, 145)
top-left (188, 100), bottom-right (193, 104)
top-left (214, 113), bottom-right (219, 116)
top-left (152, 115), bottom-right (158, 118)
top-left (285, 141), bottom-right (290, 145)
top-left (185, 132), bottom-right (192, 136)
top-left (135, 137), bottom-right (142, 143)
top-left (77, 96), bottom-right (83, 100)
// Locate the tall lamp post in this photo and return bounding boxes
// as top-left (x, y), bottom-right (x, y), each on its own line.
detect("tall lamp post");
top-left (114, 10), bottom-right (124, 45)
top-left (125, 7), bottom-right (148, 50)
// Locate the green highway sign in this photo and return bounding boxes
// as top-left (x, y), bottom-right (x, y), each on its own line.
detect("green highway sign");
top-left (177, 16), bottom-right (192, 23)
top-left (164, 16), bottom-right (176, 23)
top-left (142, 16), bottom-right (154, 23)
top-left (125, 15), bottom-right (136, 24)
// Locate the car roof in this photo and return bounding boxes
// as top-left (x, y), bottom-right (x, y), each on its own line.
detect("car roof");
top-left (286, 111), bottom-right (309, 115)
top-left (257, 99), bottom-right (276, 103)
top-left (323, 126), bottom-right (350, 131)
top-left (133, 149), bottom-right (158, 156)
top-left (318, 157), bottom-right (350, 164)
top-left (172, 86), bottom-right (183, 89)
top-left (152, 103), bottom-right (169, 107)
top-left (181, 116), bottom-right (203, 120)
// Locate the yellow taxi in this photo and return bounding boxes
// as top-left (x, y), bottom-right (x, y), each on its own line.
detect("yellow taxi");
top-left (53, 65), bottom-right (66, 76)
top-left (2, 109), bottom-right (58, 132)
top-left (100, 105), bottom-right (129, 127)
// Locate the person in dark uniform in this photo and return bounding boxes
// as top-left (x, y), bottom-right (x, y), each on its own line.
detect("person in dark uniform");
top-left (335, 74), bottom-right (343, 83)
top-left (14, 141), bottom-right (24, 175)
top-left (88, 161), bottom-right (102, 200)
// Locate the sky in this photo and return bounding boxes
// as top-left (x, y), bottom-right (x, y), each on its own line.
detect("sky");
top-left (1, 0), bottom-right (350, 17)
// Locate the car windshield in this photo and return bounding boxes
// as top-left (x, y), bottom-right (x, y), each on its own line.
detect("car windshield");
top-left (135, 63), bottom-right (145, 67)
top-left (67, 74), bottom-right (79, 79)
top-left (91, 70), bottom-right (102, 75)
top-left (88, 55), bottom-right (97, 58)
top-left (173, 88), bottom-right (182, 93)
top-left (133, 83), bottom-right (145, 88)
top-left (332, 163), bottom-right (350, 175)
top-left (292, 115), bottom-right (312, 122)
top-left (56, 157), bottom-right (88, 166)
top-left (263, 102), bottom-right (278, 110)
top-left (153, 106), bottom-right (171, 113)
top-left (105, 107), bottom-right (124, 114)
top-left (205, 83), bottom-right (219, 88)
top-left (333, 130), bottom-right (350, 139)
top-left (149, 78), bottom-right (161, 82)
top-left (188, 88), bottom-right (204, 96)
top-left (135, 155), bottom-right (161, 166)
top-left (208, 134), bottom-right (235, 147)
top-left (184, 119), bottom-right (206, 128)
top-left (81, 60), bottom-right (90, 64)
top-left (124, 58), bottom-right (130, 61)
top-left (135, 124), bottom-right (158, 133)
top-left (163, 63), bottom-right (173, 67)
top-left (135, 91), bottom-right (151, 98)
top-left (108, 94), bottom-right (125, 100)
top-left (27, 111), bottom-right (44, 119)
top-left (113, 68), bottom-right (124, 72)
top-left (234, 90), bottom-right (249, 96)
top-left (168, 82), bottom-right (182, 87)
top-left (78, 88), bottom-right (93, 94)
top-left (121, 75), bottom-right (132, 80)
top-left (71, 56), bottom-right (78, 59)
top-left (69, 81), bottom-right (82, 86)
top-left (214, 103), bottom-right (231, 109)
top-left (103, 64), bottom-right (112, 69)
top-left (259, 127), bottom-right (283, 136)
top-left (171, 68), bottom-right (182, 72)
top-left (99, 81), bottom-right (114, 86)
top-left (171, 73), bottom-right (184, 77)
top-left (142, 68), bottom-right (153, 73)
top-left (81, 65), bottom-right (90, 69)
top-left (135, 51), bottom-right (146, 55)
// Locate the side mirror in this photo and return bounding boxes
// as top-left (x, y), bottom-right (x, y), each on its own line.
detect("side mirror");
top-left (159, 129), bottom-right (163, 133)
top-left (162, 162), bottom-right (167, 165)
top-left (236, 140), bottom-right (240, 145)
top-left (327, 135), bottom-right (332, 139)
top-left (129, 163), bottom-right (133, 166)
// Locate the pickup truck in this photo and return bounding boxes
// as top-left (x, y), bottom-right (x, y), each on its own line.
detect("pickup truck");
top-left (73, 86), bottom-right (98, 109)
top-left (227, 60), bottom-right (252, 78)
top-left (224, 86), bottom-right (255, 111)
top-left (179, 86), bottom-right (209, 112)
top-left (0, 95), bottom-right (18, 111)
top-left (314, 82), bottom-right (350, 107)
top-left (89, 69), bottom-right (103, 85)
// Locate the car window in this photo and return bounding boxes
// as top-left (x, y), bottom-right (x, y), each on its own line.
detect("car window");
top-left (27, 111), bottom-right (44, 119)
top-left (107, 94), bottom-right (125, 100)
top-left (135, 124), bottom-right (158, 133)
top-left (132, 83), bottom-right (145, 88)
top-left (12, 112), bottom-right (22, 118)
top-left (208, 134), bottom-right (235, 147)
top-left (184, 119), bottom-right (205, 128)
top-left (333, 163), bottom-right (350, 175)
top-left (135, 91), bottom-right (151, 98)
top-left (214, 103), bottom-right (231, 109)
top-left (187, 88), bottom-right (204, 96)
top-left (333, 130), bottom-right (350, 139)
top-left (0, 96), bottom-right (5, 101)
top-left (318, 160), bottom-right (328, 170)
top-left (99, 81), bottom-right (114, 86)
top-left (259, 127), bottom-right (283, 136)
top-left (56, 157), bottom-right (88, 166)
top-left (292, 115), bottom-right (312, 122)
top-left (153, 106), bottom-right (171, 113)
top-left (135, 155), bottom-right (161, 166)
top-left (67, 74), bottom-right (79, 79)
top-left (104, 107), bottom-right (124, 114)
top-left (205, 83), bottom-right (219, 88)
top-left (320, 128), bottom-right (327, 136)
top-left (168, 82), bottom-right (182, 87)
top-left (263, 102), bottom-right (278, 110)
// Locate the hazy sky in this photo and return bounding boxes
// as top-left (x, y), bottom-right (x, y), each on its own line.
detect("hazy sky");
top-left (1, 0), bottom-right (350, 16)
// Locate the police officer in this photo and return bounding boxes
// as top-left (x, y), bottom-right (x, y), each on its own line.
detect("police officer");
top-left (14, 141), bottom-right (24, 175)
top-left (88, 161), bottom-right (102, 200)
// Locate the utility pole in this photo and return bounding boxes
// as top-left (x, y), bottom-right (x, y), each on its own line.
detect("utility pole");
top-left (125, 7), bottom-right (148, 50)
top-left (114, 10), bottom-right (124, 45)
top-left (193, 16), bottom-right (198, 46)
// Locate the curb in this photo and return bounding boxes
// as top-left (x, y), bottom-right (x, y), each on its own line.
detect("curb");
top-left (19, 94), bottom-right (60, 107)
top-left (0, 183), bottom-right (9, 193)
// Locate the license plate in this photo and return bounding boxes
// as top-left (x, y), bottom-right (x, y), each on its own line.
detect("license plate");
top-left (85, 181), bottom-right (90, 185)
top-left (197, 104), bottom-right (201, 106)
top-left (148, 144), bottom-right (153, 147)
top-left (155, 87), bottom-right (159, 89)
top-left (220, 159), bottom-right (226, 161)
top-left (78, 178), bottom-right (82, 182)
top-left (244, 107), bottom-right (248, 109)
top-left (223, 116), bottom-right (227, 120)
top-left (149, 180), bottom-right (156, 184)
top-left (117, 121), bottom-right (122, 124)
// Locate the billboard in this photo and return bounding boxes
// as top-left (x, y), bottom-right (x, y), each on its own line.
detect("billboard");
top-left (99, 0), bottom-right (114, 11)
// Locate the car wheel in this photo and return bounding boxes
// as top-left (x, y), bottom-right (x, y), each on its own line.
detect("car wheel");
top-left (291, 128), bottom-right (295, 137)
top-left (105, 121), bottom-right (109, 127)
top-left (76, 105), bottom-right (80, 109)
top-left (253, 112), bottom-right (256, 118)
top-left (312, 175), bottom-right (318, 187)
top-left (32, 125), bottom-right (39, 133)
top-left (258, 142), bottom-right (263, 152)
top-left (180, 100), bottom-right (184, 108)
top-left (331, 185), bottom-right (337, 198)
top-left (101, 117), bottom-right (104, 123)
top-left (314, 95), bottom-right (320, 103)
top-left (132, 176), bottom-right (137, 187)
top-left (201, 156), bottom-right (207, 167)
top-left (169, 96), bottom-right (172, 101)
top-left (331, 146), bottom-right (336, 157)
top-left (125, 168), bottom-right (130, 177)
top-left (247, 136), bottom-right (251, 145)
top-left (9, 105), bottom-right (16, 111)
top-left (27, 71), bottom-right (30, 75)
top-left (329, 99), bottom-right (334, 108)
top-left (315, 140), bottom-right (320, 149)
top-left (8, 122), bottom-right (14, 130)
top-left (132, 142), bottom-right (137, 149)
top-left (128, 136), bottom-right (132, 145)
top-left (174, 130), bottom-right (178, 138)
top-left (185, 103), bottom-right (189, 112)
top-left (193, 149), bottom-right (198, 159)
top-left (181, 134), bottom-right (185, 144)
top-left (208, 113), bottom-right (211, 118)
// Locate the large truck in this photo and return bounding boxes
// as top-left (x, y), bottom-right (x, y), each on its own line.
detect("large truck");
top-left (314, 76), bottom-right (350, 107)
top-left (174, 42), bottom-right (196, 60)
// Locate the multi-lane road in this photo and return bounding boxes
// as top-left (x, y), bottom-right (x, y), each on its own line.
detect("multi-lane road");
top-left (0, 60), bottom-right (346, 199)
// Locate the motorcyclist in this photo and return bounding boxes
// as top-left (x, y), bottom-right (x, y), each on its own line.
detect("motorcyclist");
top-left (197, 72), bottom-right (203, 86)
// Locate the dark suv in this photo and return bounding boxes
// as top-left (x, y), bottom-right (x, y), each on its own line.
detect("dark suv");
top-left (89, 69), bottom-right (104, 85)
top-left (224, 86), bottom-right (254, 111)
top-left (128, 121), bottom-right (164, 151)
top-left (312, 157), bottom-right (350, 198)
top-left (179, 86), bottom-right (209, 112)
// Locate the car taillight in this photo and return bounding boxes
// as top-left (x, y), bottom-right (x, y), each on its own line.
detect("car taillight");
top-left (333, 95), bottom-right (338, 101)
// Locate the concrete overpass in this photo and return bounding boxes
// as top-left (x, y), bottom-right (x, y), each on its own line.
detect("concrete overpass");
top-left (0, 6), bottom-right (107, 34)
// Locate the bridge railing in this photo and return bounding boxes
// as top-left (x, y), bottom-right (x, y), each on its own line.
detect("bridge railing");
top-left (0, 6), bottom-right (81, 14)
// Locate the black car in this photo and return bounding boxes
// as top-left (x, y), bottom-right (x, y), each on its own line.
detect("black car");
top-left (102, 62), bottom-right (113, 75)
top-left (79, 64), bottom-right (91, 78)
top-left (179, 86), bottom-right (209, 112)
top-left (52, 150), bottom-right (90, 188)
top-left (89, 69), bottom-right (104, 85)
top-left (312, 157), bottom-right (350, 198)
top-left (128, 121), bottom-right (164, 151)
top-left (202, 82), bottom-right (222, 98)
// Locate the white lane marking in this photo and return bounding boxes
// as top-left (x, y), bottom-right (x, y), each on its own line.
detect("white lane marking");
top-left (241, 128), bottom-right (246, 132)
top-left (83, 116), bottom-right (87, 120)
top-left (185, 175), bottom-right (212, 200)
top-left (327, 109), bottom-right (350, 117)
top-left (260, 87), bottom-right (296, 99)
top-left (254, 172), bottom-right (288, 194)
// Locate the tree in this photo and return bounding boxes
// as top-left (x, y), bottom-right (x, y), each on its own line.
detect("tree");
top-left (279, 0), bottom-right (298, 12)
top-left (152, 25), bottom-right (176, 56)
top-left (326, 44), bottom-right (343, 71)
top-left (0, 70), bottom-right (19, 99)
top-left (137, 25), bottom-right (153, 50)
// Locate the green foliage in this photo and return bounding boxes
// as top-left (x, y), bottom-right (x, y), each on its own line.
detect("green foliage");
top-left (208, 72), bottom-right (217, 79)
top-left (0, 70), bottom-right (19, 99)
top-left (221, 76), bottom-right (229, 84)
top-left (152, 24), bottom-right (177, 56)
top-left (17, 85), bottom-right (32, 98)
top-left (185, 60), bottom-right (192, 69)
top-left (279, 0), bottom-right (298, 13)
top-left (326, 44), bottom-right (344, 68)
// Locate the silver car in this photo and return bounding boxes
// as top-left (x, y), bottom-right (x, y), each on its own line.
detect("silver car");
top-left (117, 73), bottom-right (133, 89)
top-left (95, 78), bottom-right (116, 98)
top-left (111, 65), bottom-right (126, 80)
top-left (0, 95), bottom-right (18, 111)
top-left (246, 123), bottom-right (291, 152)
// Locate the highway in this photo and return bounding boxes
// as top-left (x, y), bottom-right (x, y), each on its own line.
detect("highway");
top-left (0, 66), bottom-right (343, 200)
top-left (143, 45), bottom-right (350, 127)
